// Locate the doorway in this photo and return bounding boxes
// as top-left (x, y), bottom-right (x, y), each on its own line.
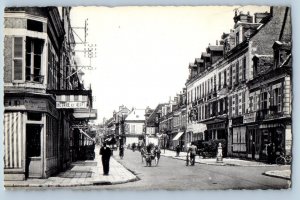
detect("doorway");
top-left (25, 124), bottom-right (42, 178)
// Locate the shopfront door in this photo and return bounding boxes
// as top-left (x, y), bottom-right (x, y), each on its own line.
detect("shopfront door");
top-left (26, 124), bottom-right (42, 178)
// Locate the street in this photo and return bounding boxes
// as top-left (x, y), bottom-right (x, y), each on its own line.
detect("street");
top-left (84, 149), bottom-right (290, 190)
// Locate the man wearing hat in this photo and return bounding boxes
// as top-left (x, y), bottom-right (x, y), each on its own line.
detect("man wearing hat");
top-left (100, 142), bottom-right (112, 175)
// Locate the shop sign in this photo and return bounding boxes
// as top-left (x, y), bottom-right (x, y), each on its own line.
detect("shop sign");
top-left (207, 123), bottom-right (225, 130)
top-left (243, 112), bottom-right (256, 123)
top-left (232, 116), bottom-right (243, 126)
top-left (24, 99), bottom-right (47, 111)
top-left (56, 95), bottom-right (89, 109)
top-left (56, 101), bottom-right (88, 109)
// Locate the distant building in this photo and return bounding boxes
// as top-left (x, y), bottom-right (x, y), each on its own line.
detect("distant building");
top-left (124, 108), bottom-right (146, 146)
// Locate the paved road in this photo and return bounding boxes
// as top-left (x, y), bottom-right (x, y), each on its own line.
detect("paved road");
top-left (81, 149), bottom-right (290, 190)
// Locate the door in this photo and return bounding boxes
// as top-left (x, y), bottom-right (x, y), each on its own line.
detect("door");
top-left (26, 124), bottom-right (42, 178)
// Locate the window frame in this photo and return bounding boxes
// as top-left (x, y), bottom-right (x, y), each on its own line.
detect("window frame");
top-left (12, 36), bottom-right (25, 83)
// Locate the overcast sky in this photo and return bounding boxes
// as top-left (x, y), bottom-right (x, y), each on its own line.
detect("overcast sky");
top-left (70, 6), bottom-right (269, 123)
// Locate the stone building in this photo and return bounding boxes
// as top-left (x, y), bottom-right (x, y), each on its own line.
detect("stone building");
top-left (185, 6), bottom-right (292, 160)
top-left (3, 7), bottom-right (95, 180)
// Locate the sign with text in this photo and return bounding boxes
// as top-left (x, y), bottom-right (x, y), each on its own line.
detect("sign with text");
top-left (243, 112), bottom-right (256, 124)
top-left (56, 95), bottom-right (89, 109)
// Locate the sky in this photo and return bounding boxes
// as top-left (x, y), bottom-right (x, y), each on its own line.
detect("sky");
top-left (70, 6), bottom-right (269, 123)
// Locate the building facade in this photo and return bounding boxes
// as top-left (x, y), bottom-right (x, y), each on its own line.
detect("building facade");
top-left (185, 6), bottom-right (292, 160)
top-left (3, 7), bottom-right (95, 180)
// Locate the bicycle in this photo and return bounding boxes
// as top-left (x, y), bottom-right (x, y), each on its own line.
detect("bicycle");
top-left (275, 154), bottom-right (292, 165)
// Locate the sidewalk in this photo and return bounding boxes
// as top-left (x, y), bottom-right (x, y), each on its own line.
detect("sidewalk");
top-left (263, 170), bottom-right (291, 180)
top-left (161, 149), bottom-right (278, 167)
top-left (160, 149), bottom-right (291, 180)
top-left (4, 146), bottom-right (138, 187)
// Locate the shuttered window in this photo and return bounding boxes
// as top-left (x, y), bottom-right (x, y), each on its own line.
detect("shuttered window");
top-left (13, 37), bottom-right (24, 81)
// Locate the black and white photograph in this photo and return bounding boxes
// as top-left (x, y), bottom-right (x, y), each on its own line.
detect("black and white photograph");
top-left (2, 5), bottom-right (293, 190)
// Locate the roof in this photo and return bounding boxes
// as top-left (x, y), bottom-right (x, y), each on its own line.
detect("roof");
top-left (207, 45), bottom-right (223, 51)
top-left (201, 52), bottom-right (211, 58)
top-left (146, 103), bottom-right (168, 126)
top-left (125, 109), bottom-right (146, 121)
top-left (195, 58), bottom-right (203, 63)
top-left (189, 63), bottom-right (197, 68)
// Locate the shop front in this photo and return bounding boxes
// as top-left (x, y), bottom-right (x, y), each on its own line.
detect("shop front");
top-left (204, 118), bottom-right (227, 156)
top-left (4, 95), bottom-right (59, 180)
top-left (258, 121), bottom-right (291, 161)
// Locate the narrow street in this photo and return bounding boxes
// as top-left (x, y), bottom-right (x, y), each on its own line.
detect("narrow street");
top-left (84, 149), bottom-right (290, 190)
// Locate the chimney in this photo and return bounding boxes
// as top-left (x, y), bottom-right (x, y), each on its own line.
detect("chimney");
top-left (254, 12), bottom-right (270, 23)
top-left (216, 40), bottom-right (218, 45)
top-left (234, 11), bottom-right (253, 25)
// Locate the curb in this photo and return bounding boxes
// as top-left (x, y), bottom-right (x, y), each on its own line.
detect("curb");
top-left (161, 154), bottom-right (272, 167)
top-left (262, 172), bottom-right (291, 180)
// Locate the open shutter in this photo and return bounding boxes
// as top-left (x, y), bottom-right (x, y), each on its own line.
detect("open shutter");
top-left (13, 37), bottom-right (24, 81)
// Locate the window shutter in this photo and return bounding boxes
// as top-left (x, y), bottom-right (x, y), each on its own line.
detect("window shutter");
top-left (13, 37), bottom-right (23, 81)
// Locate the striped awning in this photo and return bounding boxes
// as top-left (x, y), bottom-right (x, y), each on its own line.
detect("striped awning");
top-left (172, 132), bottom-right (184, 141)
top-left (79, 129), bottom-right (94, 141)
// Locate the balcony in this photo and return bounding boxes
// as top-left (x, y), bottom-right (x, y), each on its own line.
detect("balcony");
top-left (26, 74), bottom-right (44, 84)
top-left (256, 109), bottom-right (268, 121)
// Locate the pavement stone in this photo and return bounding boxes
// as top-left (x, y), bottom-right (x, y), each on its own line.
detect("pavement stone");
top-left (4, 145), bottom-right (138, 188)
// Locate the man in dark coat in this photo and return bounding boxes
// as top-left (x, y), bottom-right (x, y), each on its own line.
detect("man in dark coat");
top-left (100, 142), bottom-right (112, 175)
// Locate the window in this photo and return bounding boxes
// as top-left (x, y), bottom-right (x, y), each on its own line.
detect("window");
top-left (235, 61), bottom-right (239, 84)
top-left (26, 37), bottom-right (44, 83)
top-left (235, 94), bottom-right (239, 116)
top-left (214, 75), bottom-right (216, 92)
top-left (229, 65), bottom-right (233, 87)
top-left (274, 88), bottom-right (282, 112)
top-left (27, 19), bottom-right (43, 32)
top-left (13, 37), bottom-right (24, 81)
top-left (242, 93), bottom-right (246, 114)
top-left (260, 92), bottom-right (268, 110)
top-left (242, 57), bottom-right (246, 81)
top-left (223, 70), bottom-right (227, 87)
top-left (236, 31), bottom-right (240, 45)
top-left (199, 85), bottom-right (201, 99)
top-left (218, 72), bottom-right (221, 90)
top-left (211, 77), bottom-right (214, 93)
top-left (249, 96), bottom-right (253, 112)
top-left (229, 96), bottom-right (232, 117)
top-left (131, 124), bottom-right (136, 134)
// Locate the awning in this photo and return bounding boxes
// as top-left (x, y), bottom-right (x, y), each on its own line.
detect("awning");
top-left (172, 132), bottom-right (184, 141)
top-left (79, 129), bottom-right (95, 141)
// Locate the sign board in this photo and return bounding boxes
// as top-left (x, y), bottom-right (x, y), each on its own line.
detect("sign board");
top-left (57, 101), bottom-right (88, 109)
top-left (56, 94), bottom-right (89, 109)
top-left (73, 109), bottom-right (97, 119)
top-left (243, 112), bottom-right (256, 124)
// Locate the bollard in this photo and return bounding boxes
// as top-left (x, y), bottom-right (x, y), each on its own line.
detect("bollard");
top-left (216, 143), bottom-right (223, 163)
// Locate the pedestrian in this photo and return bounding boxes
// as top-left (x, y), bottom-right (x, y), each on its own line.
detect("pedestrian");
top-left (154, 145), bottom-right (161, 166)
top-left (119, 145), bottom-right (124, 159)
top-left (266, 143), bottom-right (272, 164)
top-left (141, 147), bottom-right (145, 163)
top-left (176, 144), bottom-right (181, 157)
top-left (100, 142), bottom-right (112, 175)
top-left (189, 142), bottom-right (197, 166)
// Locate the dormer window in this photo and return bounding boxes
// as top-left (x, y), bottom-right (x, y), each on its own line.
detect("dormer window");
top-left (236, 31), bottom-right (240, 45)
